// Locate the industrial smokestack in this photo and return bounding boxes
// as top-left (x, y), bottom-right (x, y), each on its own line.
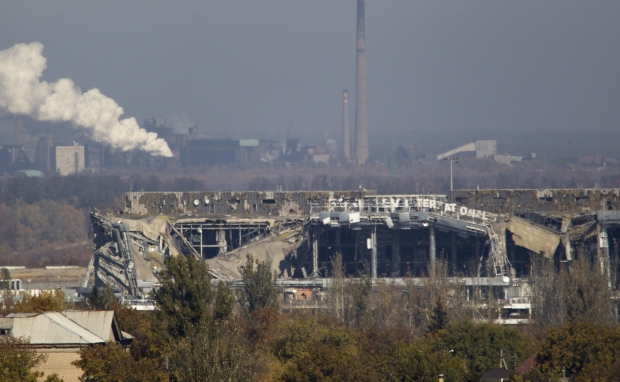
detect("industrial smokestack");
top-left (342, 90), bottom-right (350, 162)
top-left (355, 0), bottom-right (369, 165)
top-left (13, 116), bottom-right (21, 146)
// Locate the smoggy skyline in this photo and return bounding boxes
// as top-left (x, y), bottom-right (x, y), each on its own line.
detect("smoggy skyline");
top-left (1, 1), bottom-right (619, 149)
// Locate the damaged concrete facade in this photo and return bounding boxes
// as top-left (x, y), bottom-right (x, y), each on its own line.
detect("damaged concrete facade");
top-left (451, 189), bottom-right (620, 280)
top-left (89, 191), bottom-right (369, 296)
top-left (87, 188), bottom-right (620, 323)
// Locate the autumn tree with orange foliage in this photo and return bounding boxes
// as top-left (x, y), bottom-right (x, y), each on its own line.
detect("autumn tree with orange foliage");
top-left (72, 341), bottom-right (166, 382)
top-left (13, 290), bottom-right (67, 313)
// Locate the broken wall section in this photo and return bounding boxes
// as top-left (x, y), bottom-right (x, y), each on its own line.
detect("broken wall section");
top-left (506, 216), bottom-right (561, 260)
top-left (450, 189), bottom-right (620, 214)
top-left (123, 190), bottom-right (374, 216)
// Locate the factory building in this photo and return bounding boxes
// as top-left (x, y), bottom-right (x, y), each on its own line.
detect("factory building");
top-left (437, 140), bottom-right (497, 160)
top-left (55, 142), bottom-right (85, 176)
top-left (35, 135), bottom-right (53, 171)
top-left (437, 140), bottom-right (529, 165)
top-left (0, 145), bottom-right (29, 168)
top-left (181, 139), bottom-right (260, 166)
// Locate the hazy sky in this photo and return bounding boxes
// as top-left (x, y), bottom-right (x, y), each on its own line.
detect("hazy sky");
top-left (1, 1), bottom-right (619, 146)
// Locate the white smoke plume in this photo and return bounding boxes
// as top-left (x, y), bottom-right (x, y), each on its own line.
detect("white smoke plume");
top-left (0, 42), bottom-right (173, 157)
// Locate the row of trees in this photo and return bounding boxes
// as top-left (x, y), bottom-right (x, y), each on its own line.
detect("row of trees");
top-left (71, 255), bottom-right (620, 381)
top-left (3, 154), bottom-right (605, 197)
top-left (530, 255), bottom-right (617, 331)
top-left (0, 174), bottom-right (206, 267)
top-left (3, 252), bottom-right (620, 381)
top-left (244, 157), bottom-right (620, 194)
top-left (0, 200), bottom-right (87, 252)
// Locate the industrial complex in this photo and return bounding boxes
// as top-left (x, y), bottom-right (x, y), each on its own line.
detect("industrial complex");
top-left (0, 0), bottom-right (374, 176)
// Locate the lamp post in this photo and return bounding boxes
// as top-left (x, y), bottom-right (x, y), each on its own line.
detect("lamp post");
top-left (444, 157), bottom-right (458, 191)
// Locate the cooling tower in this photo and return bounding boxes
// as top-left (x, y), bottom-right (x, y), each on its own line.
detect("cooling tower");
top-left (355, 0), bottom-right (369, 165)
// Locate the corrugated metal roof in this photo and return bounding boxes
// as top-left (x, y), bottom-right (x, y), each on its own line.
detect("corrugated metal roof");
top-left (6, 312), bottom-right (38, 318)
top-left (239, 139), bottom-right (259, 147)
top-left (0, 317), bottom-right (13, 330)
top-left (10, 312), bottom-right (106, 345)
top-left (62, 310), bottom-right (115, 341)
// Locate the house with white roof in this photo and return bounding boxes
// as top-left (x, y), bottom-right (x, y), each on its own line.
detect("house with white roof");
top-left (0, 310), bottom-right (133, 382)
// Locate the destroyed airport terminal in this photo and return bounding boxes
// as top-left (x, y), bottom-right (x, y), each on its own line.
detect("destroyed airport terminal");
top-left (86, 189), bottom-right (619, 308)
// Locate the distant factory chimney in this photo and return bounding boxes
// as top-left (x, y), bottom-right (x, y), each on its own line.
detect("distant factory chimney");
top-left (355, 0), bottom-right (369, 165)
top-left (342, 90), bottom-right (350, 162)
top-left (13, 116), bottom-right (21, 146)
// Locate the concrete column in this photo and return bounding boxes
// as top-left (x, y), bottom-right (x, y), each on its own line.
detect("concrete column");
top-left (565, 233), bottom-right (572, 261)
top-left (371, 227), bottom-right (377, 278)
top-left (354, 230), bottom-right (358, 260)
top-left (451, 232), bottom-right (457, 276)
top-left (391, 231), bottom-right (400, 276)
top-left (429, 226), bottom-right (436, 275)
top-left (217, 230), bottom-right (227, 256)
top-left (598, 225), bottom-right (611, 287)
top-left (412, 242), bottom-right (418, 277)
top-left (335, 228), bottom-right (342, 257)
top-left (475, 237), bottom-right (482, 277)
top-left (312, 229), bottom-right (319, 277)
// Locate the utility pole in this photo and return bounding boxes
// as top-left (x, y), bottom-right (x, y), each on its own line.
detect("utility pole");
top-left (513, 353), bottom-right (517, 371)
top-left (499, 348), bottom-right (508, 369)
top-left (444, 158), bottom-right (459, 198)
